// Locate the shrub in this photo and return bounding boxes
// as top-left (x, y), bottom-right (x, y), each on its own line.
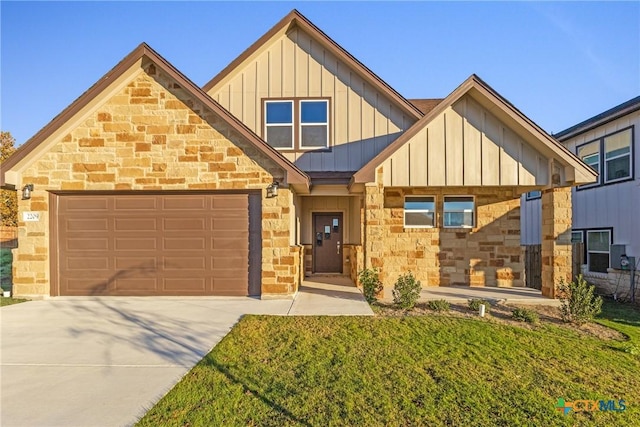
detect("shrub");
top-left (558, 275), bottom-right (603, 325)
top-left (511, 307), bottom-right (539, 324)
top-left (358, 268), bottom-right (383, 304)
top-left (392, 272), bottom-right (422, 309)
top-left (427, 299), bottom-right (450, 312)
top-left (468, 299), bottom-right (491, 313)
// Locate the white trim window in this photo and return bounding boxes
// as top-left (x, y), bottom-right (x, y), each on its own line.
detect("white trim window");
top-left (404, 196), bottom-right (435, 228)
top-left (577, 126), bottom-right (633, 188)
top-left (443, 196), bottom-right (475, 228)
top-left (264, 100), bottom-right (294, 149)
top-left (586, 229), bottom-right (611, 273)
top-left (604, 128), bottom-right (632, 183)
top-left (299, 100), bottom-right (329, 149)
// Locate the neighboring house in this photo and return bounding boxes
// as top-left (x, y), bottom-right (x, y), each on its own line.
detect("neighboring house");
top-left (0, 10), bottom-right (595, 300)
top-left (521, 96), bottom-right (640, 297)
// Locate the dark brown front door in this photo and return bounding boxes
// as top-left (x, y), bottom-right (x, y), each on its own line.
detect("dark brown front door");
top-left (313, 213), bottom-right (343, 273)
top-left (52, 192), bottom-right (261, 296)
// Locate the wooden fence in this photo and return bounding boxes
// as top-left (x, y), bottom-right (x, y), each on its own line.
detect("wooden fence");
top-left (524, 242), bottom-right (586, 289)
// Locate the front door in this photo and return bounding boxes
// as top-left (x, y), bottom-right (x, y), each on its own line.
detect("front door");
top-left (313, 213), bottom-right (343, 273)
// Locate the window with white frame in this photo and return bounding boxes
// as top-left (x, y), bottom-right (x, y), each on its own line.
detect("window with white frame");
top-left (586, 229), bottom-right (611, 273)
top-left (571, 231), bottom-right (583, 243)
top-left (404, 196), bottom-right (435, 228)
top-left (443, 196), bottom-right (475, 228)
top-left (577, 127), bottom-right (633, 188)
top-left (264, 99), bottom-right (329, 150)
top-left (300, 100), bottom-right (329, 149)
top-left (264, 101), bottom-right (294, 149)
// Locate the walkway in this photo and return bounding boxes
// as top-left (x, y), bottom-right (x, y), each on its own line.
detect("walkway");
top-left (289, 275), bottom-right (374, 316)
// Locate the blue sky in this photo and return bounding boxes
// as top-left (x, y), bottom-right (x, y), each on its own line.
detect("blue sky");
top-left (1, 1), bottom-right (638, 146)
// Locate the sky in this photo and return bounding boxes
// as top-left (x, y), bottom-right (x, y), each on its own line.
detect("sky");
top-left (1, 1), bottom-right (639, 146)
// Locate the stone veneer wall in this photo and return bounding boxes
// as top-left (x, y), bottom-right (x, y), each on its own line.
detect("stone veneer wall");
top-left (541, 187), bottom-right (572, 298)
top-left (364, 179), bottom-right (524, 291)
top-left (13, 65), bottom-right (299, 298)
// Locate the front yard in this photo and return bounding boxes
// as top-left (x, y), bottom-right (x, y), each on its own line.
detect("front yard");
top-left (138, 300), bottom-right (639, 426)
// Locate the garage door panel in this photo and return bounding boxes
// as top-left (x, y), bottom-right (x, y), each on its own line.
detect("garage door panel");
top-left (56, 193), bottom-right (259, 296)
top-left (115, 218), bottom-right (158, 231)
top-left (115, 198), bottom-right (157, 210)
top-left (162, 197), bottom-right (206, 210)
top-left (163, 257), bottom-right (206, 270)
top-left (66, 238), bottom-right (110, 251)
top-left (66, 219), bottom-right (109, 231)
top-left (65, 257), bottom-right (109, 270)
top-left (163, 278), bottom-right (207, 292)
top-left (163, 218), bottom-right (206, 231)
top-left (115, 238), bottom-right (157, 250)
top-left (163, 237), bottom-right (206, 250)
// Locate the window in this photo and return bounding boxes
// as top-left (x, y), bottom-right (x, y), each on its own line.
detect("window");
top-left (404, 196), bottom-right (435, 228)
top-left (300, 101), bottom-right (328, 149)
top-left (443, 196), bottom-right (475, 228)
top-left (571, 231), bottom-right (583, 243)
top-left (526, 190), bottom-right (541, 200)
top-left (577, 127), bottom-right (633, 188)
top-left (265, 101), bottom-right (294, 149)
top-left (586, 230), bottom-right (611, 273)
top-left (264, 99), bottom-right (329, 150)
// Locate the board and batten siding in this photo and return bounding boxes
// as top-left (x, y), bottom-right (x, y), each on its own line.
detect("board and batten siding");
top-left (299, 196), bottom-right (361, 245)
top-left (520, 109), bottom-right (640, 257)
top-left (207, 27), bottom-right (416, 172)
top-left (382, 95), bottom-right (549, 187)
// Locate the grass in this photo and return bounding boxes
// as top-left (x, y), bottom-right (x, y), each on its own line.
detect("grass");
top-left (0, 296), bottom-right (28, 307)
top-left (138, 302), bottom-right (640, 426)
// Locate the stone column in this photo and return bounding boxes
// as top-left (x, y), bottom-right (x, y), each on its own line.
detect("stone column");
top-left (541, 187), bottom-right (573, 297)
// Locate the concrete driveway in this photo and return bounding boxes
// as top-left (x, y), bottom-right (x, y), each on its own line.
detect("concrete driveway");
top-left (1, 297), bottom-right (292, 427)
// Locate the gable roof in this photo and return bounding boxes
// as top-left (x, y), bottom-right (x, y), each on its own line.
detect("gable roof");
top-left (408, 99), bottom-right (443, 115)
top-left (0, 43), bottom-right (309, 189)
top-left (353, 74), bottom-right (598, 185)
top-left (554, 95), bottom-right (640, 141)
top-left (202, 9), bottom-right (423, 121)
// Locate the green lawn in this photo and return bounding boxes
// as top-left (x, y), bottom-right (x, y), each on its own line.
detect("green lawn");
top-left (0, 296), bottom-right (28, 307)
top-left (139, 302), bottom-right (639, 426)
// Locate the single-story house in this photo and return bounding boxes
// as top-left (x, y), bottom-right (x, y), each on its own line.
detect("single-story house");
top-left (0, 9), bottom-right (596, 299)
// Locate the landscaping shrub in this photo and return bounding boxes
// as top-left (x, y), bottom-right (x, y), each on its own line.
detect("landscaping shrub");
top-left (468, 298), bottom-right (491, 313)
top-left (358, 267), bottom-right (383, 304)
top-left (558, 275), bottom-right (603, 325)
top-left (392, 272), bottom-right (422, 309)
top-left (427, 299), bottom-right (450, 312)
top-left (511, 307), bottom-right (539, 324)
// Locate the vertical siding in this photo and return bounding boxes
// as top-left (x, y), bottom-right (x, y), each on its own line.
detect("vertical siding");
top-left (383, 95), bottom-right (547, 187)
top-left (208, 28), bottom-right (417, 172)
top-left (521, 109), bottom-right (640, 257)
top-left (520, 195), bottom-right (541, 244)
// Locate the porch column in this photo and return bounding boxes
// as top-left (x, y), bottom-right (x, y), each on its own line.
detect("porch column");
top-left (541, 187), bottom-right (573, 298)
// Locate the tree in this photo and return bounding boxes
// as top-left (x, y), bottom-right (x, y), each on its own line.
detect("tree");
top-left (0, 131), bottom-right (18, 226)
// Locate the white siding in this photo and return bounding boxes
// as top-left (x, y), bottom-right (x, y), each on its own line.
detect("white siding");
top-left (520, 109), bottom-right (640, 258)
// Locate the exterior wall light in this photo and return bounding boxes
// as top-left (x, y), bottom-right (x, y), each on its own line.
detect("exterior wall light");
top-left (266, 181), bottom-right (279, 198)
top-left (22, 184), bottom-right (34, 200)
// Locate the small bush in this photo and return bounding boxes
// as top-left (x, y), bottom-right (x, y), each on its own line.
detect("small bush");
top-left (558, 275), bottom-right (603, 325)
top-left (512, 307), bottom-right (539, 324)
top-left (468, 299), bottom-right (491, 313)
top-left (358, 268), bottom-right (383, 304)
top-left (392, 272), bottom-right (422, 309)
top-left (427, 299), bottom-right (450, 312)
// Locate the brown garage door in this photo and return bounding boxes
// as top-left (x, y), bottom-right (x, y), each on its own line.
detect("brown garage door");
top-left (52, 193), bottom-right (261, 296)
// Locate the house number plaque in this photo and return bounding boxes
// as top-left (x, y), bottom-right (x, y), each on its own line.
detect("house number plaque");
top-left (22, 212), bottom-right (40, 222)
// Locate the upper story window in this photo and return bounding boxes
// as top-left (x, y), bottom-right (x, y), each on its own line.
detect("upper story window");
top-left (577, 127), bottom-right (633, 189)
top-left (404, 196), bottom-right (435, 228)
top-left (264, 99), bottom-right (329, 151)
top-left (443, 196), bottom-right (475, 228)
